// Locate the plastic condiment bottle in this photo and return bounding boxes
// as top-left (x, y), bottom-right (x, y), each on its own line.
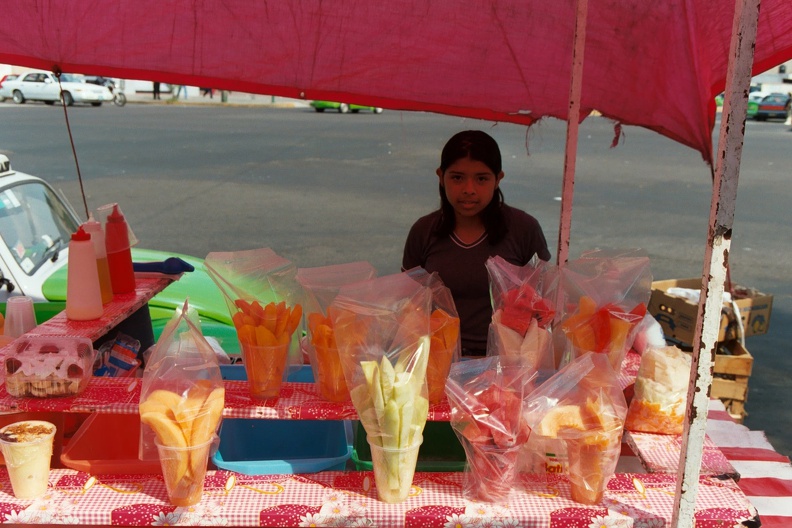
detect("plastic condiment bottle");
top-left (82, 214), bottom-right (113, 304)
top-left (104, 204), bottom-right (136, 294)
top-left (66, 226), bottom-right (104, 320)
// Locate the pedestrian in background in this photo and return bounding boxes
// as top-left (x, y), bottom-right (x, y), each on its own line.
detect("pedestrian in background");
top-left (153, 81), bottom-right (161, 100)
top-left (175, 85), bottom-right (188, 99)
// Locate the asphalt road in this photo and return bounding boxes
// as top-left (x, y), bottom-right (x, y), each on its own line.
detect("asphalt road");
top-left (1, 101), bottom-right (790, 456)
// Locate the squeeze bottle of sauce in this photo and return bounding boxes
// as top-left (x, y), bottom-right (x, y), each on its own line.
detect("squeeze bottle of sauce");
top-left (82, 214), bottom-right (113, 304)
top-left (104, 204), bottom-right (136, 294)
top-left (66, 226), bottom-right (104, 320)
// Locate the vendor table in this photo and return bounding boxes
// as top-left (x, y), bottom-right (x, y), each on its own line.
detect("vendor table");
top-left (0, 284), bottom-right (769, 526)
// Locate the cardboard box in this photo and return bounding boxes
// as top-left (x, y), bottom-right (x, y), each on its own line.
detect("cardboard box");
top-left (648, 278), bottom-right (773, 344)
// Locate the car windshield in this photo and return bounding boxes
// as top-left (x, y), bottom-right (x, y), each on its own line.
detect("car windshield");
top-left (60, 73), bottom-right (84, 83)
top-left (0, 182), bottom-right (79, 275)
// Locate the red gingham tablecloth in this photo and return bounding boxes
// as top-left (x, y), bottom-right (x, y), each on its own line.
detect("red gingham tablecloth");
top-left (0, 469), bottom-right (757, 527)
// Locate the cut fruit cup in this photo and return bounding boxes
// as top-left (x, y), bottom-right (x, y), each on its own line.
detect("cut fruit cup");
top-left (565, 431), bottom-right (621, 505)
top-left (464, 442), bottom-right (522, 503)
top-left (313, 343), bottom-right (349, 402)
top-left (155, 435), bottom-right (219, 507)
top-left (367, 435), bottom-right (423, 503)
top-left (426, 344), bottom-right (454, 404)
top-left (241, 342), bottom-right (291, 399)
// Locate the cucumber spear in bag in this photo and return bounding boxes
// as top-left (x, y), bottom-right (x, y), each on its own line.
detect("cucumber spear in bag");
top-left (330, 271), bottom-right (432, 503)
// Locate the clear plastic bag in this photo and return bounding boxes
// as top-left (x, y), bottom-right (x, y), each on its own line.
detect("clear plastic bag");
top-left (204, 248), bottom-right (305, 390)
top-left (329, 271), bottom-right (432, 503)
top-left (556, 249), bottom-right (652, 371)
top-left (445, 356), bottom-right (536, 503)
top-left (486, 256), bottom-right (558, 373)
top-left (406, 267), bottom-right (461, 403)
top-left (296, 261), bottom-right (377, 402)
top-left (139, 300), bottom-right (225, 466)
top-left (625, 345), bottom-right (691, 434)
top-left (522, 353), bottom-right (627, 505)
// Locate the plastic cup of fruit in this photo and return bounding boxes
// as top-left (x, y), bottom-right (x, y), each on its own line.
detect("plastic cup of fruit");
top-left (240, 342), bottom-right (290, 399)
top-left (0, 420), bottom-right (56, 499)
top-left (313, 344), bottom-right (349, 402)
top-left (367, 435), bottom-right (422, 503)
top-left (426, 344), bottom-right (455, 404)
top-left (155, 435), bottom-right (217, 507)
top-left (465, 442), bottom-right (522, 503)
top-left (566, 432), bottom-right (620, 505)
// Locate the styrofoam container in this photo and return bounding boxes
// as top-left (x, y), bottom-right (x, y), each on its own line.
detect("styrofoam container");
top-left (4, 336), bottom-right (97, 398)
top-left (60, 413), bottom-right (161, 474)
top-left (212, 418), bottom-right (352, 475)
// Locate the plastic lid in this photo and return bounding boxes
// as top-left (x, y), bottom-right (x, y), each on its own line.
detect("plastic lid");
top-left (71, 226), bottom-right (91, 242)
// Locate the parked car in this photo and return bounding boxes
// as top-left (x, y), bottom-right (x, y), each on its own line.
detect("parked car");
top-left (0, 71), bottom-right (113, 106)
top-left (714, 91), bottom-right (762, 118)
top-left (0, 154), bottom-right (239, 349)
top-left (753, 93), bottom-right (791, 121)
top-left (310, 100), bottom-right (383, 113)
top-left (0, 74), bottom-right (18, 102)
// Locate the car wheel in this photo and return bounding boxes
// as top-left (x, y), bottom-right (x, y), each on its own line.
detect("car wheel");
top-left (339, 103), bottom-right (350, 114)
top-left (60, 92), bottom-right (74, 106)
top-left (12, 90), bottom-right (25, 104)
top-left (374, 107), bottom-right (384, 114)
top-left (314, 107), bottom-right (325, 112)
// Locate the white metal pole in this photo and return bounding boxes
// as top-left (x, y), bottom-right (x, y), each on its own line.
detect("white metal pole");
top-left (556, 0), bottom-right (588, 266)
top-left (671, 0), bottom-right (760, 525)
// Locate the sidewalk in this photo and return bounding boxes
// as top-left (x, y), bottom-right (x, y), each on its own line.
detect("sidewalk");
top-left (125, 87), bottom-right (310, 108)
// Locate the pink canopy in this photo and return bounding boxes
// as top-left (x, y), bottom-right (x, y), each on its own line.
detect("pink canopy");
top-left (1, 0), bottom-right (792, 164)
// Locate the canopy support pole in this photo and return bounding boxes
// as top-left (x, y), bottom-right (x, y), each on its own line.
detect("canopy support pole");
top-left (556, 0), bottom-right (588, 266)
top-left (671, 0), bottom-right (759, 525)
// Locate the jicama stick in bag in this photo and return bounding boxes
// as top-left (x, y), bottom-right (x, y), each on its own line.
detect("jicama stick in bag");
top-left (296, 261), bottom-right (377, 402)
top-left (522, 353), bottom-right (627, 505)
top-left (330, 272), bottom-right (432, 503)
top-left (625, 345), bottom-right (691, 434)
top-left (139, 300), bottom-right (225, 506)
top-left (556, 249), bottom-right (652, 372)
top-left (205, 248), bottom-right (304, 398)
top-left (406, 267), bottom-right (461, 403)
top-left (445, 356), bottom-right (536, 503)
top-left (486, 256), bottom-right (557, 372)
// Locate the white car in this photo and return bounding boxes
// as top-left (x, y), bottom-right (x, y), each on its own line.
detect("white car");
top-left (0, 154), bottom-right (239, 350)
top-left (0, 71), bottom-right (113, 106)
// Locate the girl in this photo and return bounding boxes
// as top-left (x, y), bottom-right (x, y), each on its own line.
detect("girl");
top-left (402, 130), bottom-right (550, 356)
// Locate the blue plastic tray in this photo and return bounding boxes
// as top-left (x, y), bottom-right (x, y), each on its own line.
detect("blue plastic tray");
top-left (219, 364), bottom-right (314, 382)
top-left (212, 418), bottom-right (352, 475)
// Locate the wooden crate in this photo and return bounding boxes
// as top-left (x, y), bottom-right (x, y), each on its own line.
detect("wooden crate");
top-left (711, 340), bottom-right (752, 422)
top-left (721, 399), bottom-right (748, 424)
top-left (679, 340), bottom-right (753, 422)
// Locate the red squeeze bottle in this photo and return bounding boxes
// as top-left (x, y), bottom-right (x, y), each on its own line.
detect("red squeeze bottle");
top-left (104, 204), bottom-right (136, 294)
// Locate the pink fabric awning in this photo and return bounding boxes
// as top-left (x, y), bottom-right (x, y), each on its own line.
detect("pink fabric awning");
top-left (1, 0), bottom-right (792, 164)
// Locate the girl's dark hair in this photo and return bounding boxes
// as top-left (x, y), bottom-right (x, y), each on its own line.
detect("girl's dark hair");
top-left (435, 130), bottom-right (507, 243)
